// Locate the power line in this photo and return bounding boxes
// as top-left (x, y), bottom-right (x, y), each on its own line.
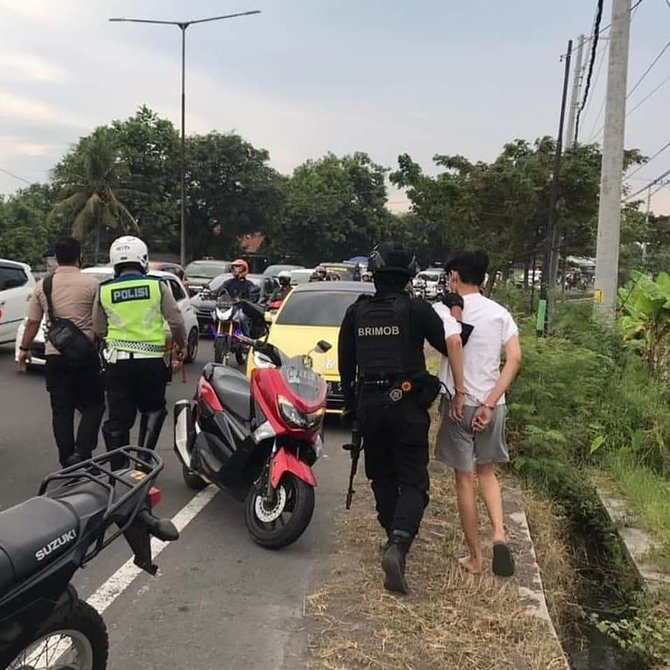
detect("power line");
top-left (575, 0), bottom-right (604, 141)
top-left (625, 167), bottom-right (670, 201)
top-left (582, 44), bottom-right (607, 119)
top-left (590, 71), bottom-right (670, 142)
top-left (626, 39), bottom-right (670, 99)
top-left (0, 166), bottom-right (32, 186)
top-left (626, 139), bottom-right (670, 178)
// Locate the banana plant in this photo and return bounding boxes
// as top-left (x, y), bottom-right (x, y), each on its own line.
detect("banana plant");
top-left (618, 271), bottom-right (670, 377)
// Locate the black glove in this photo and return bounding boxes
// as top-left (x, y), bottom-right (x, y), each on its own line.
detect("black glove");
top-left (340, 407), bottom-right (356, 429)
top-left (441, 292), bottom-right (464, 310)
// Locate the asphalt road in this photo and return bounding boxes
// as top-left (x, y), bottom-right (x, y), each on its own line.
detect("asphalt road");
top-left (0, 340), bottom-right (350, 670)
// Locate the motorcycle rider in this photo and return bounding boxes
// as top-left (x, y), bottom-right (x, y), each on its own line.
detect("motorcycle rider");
top-left (93, 236), bottom-right (186, 468)
top-left (314, 265), bottom-right (329, 281)
top-left (338, 241), bottom-right (466, 595)
top-left (270, 271), bottom-right (292, 303)
top-left (219, 259), bottom-right (256, 335)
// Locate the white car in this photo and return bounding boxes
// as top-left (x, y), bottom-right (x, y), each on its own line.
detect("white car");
top-left (15, 267), bottom-right (200, 367)
top-left (0, 259), bottom-right (36, 346)
top-left (413, 270), bottom-right (444, 300)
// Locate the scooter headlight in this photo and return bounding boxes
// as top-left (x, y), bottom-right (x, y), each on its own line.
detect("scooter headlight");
top-left (277, 395), bottom-right (324, 429)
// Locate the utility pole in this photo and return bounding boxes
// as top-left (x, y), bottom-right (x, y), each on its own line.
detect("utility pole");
top-left (594, 0), bottom-right (632, 321)
top-left (537, 40), bottom-right (572, 336)
top-left (566, 34), bottom-right (585, 148)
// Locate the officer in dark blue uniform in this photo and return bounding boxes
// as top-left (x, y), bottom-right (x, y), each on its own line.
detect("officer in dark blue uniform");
top-left (338, 242), bottom-right (454, 594)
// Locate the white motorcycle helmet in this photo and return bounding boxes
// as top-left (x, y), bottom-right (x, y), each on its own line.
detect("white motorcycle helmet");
top-left (109, 236), bottom-right (149, 274)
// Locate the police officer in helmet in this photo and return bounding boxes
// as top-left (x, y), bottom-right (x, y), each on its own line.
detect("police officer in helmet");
top-left (338, 241), bottom-right (464, 594)
top-left (94, 236), bottom-right (187, 467)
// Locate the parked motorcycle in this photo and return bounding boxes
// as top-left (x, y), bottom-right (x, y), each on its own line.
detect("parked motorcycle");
top-left (212, 294), bottom-right (249, 366)
top-left (174, 301), bottom-right (331, 549)
top-left (0, 448), bottom-right (178, 670)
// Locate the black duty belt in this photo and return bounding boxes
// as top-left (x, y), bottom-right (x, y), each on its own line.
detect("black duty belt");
top-left (360, 377), bottom-right (415, 404)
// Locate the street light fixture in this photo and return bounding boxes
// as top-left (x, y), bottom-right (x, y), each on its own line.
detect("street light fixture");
top-left (109, 11), bottom-right (261, 267)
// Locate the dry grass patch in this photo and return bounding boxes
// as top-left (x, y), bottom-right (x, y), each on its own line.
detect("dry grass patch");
top-left (306, 465), bottom-right (567, 670)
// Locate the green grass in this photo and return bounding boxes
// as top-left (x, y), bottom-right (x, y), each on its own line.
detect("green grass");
top-left (607, 451), bottom-right (670, 570)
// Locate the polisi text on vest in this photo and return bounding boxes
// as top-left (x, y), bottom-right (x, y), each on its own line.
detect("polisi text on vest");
top-left (111, 285), bottom-right (150, 304)
top-left (357, 325), bottom-right (401, 337)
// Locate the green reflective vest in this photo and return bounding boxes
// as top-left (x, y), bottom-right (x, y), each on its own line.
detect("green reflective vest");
top-left (99, 275), bottom-right (165, 356)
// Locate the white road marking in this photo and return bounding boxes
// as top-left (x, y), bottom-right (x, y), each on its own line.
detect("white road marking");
top-left (87, 486), bottom-right (218, 614)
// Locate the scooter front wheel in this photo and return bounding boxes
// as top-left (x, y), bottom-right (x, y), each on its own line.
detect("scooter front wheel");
top-left (182, 464), bottom-right (209, 491)
top-left (213, 337), bottom-right (227, 364)
top-left (244, 473), bottom-right (315, 550)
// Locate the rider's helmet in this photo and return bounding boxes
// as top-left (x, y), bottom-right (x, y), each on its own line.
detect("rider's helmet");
top-left (109, 236), bottom-right (149, 275)
top-left (367, 241), bottom-right (418, 278)
top-left (231, 258), bottom-right (249, 278)
top-left (315, 265), bottom-right (328, 280)
top-left (277, 270), bottom-right (291, 286)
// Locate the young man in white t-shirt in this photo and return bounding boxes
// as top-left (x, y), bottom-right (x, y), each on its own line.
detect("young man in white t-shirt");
top-left (433, 250), bottom-right (522, 577)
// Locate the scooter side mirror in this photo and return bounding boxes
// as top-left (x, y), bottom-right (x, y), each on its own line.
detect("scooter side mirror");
top-left (316, 340), bottom-right (332, 354)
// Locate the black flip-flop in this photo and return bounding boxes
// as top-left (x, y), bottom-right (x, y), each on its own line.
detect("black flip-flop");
top-left (492, 542), bottom-right (515, 577)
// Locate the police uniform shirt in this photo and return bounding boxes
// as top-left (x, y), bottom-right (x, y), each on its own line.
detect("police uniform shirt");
top-left (338, 292), bottom-right (449, 409)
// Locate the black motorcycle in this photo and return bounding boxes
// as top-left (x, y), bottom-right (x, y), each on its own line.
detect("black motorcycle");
top-left (212, 295), bottom-right (250, 366)
top-left (0, 448), bottom-right (178, 670)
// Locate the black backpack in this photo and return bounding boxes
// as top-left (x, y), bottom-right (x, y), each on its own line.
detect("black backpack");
top-left (43, 274), bottom-right (97, 364)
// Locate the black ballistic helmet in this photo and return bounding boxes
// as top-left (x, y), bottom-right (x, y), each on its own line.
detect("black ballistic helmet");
top-left (368, 242), bottom-right (418, 278)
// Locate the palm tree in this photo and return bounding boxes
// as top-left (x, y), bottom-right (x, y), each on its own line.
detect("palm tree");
top-left (50, 130), bottom-right (139, 264)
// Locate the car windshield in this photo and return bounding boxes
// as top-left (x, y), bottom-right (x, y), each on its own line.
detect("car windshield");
top-left (185, 262), bottom-right (229, 279)
top-left (290, 270), bottom-right (314, 285)
top-left (418, 272), bottom-right (441, 282)
top-left (276, 290), bottom-right (366, 327)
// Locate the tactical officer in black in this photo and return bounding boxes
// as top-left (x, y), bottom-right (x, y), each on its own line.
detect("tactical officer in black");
top-left (338, 242), bottom-right (452, 594)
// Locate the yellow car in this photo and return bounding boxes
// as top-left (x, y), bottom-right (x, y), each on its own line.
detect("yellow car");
top-left (248, 281), bottom-right (375, 412)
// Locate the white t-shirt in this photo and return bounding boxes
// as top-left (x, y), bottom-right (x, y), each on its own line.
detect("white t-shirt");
top-left (433, 293), bottom-right (518, 406)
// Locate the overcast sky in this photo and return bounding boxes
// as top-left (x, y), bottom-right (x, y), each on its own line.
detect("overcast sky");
top-left (1, 0), bottom-right (669, 213)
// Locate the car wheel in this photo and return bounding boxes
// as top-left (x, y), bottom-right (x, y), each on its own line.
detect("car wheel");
top-left (185, 328), bottom-right (199, 364)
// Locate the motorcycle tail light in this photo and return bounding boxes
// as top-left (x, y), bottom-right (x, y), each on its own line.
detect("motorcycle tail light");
top-left (148, 486), bottom-right (162, 509)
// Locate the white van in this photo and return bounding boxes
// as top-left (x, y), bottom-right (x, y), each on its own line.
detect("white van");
top-left (0, 260), bottom-right (35, 345)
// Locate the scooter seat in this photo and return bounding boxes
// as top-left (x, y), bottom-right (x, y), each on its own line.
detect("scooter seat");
top-left (206, 364), bottom-right (252, 422)
top-left (0, 497), bottom-right (79, 594)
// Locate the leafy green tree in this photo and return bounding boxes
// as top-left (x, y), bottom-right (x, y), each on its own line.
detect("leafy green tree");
top-left (186, 132), bottom-right (285, 260)
top-left (269, 152), bottom-right (388, 265)
top-left (0, 184), bottom-right (59, 266)
top-left (391, 139), bottom-right (644, 281)
top-left (51, 129), bottom-right (138, 264)
top-left (110, 106), bottom-right (181, 254)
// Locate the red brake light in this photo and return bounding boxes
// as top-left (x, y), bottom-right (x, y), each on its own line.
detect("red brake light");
top-left (148, 486), bottom-right (162, 509)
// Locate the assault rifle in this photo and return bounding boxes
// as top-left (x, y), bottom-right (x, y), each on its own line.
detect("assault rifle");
top-left (342, 420), bottom-right (362, 510)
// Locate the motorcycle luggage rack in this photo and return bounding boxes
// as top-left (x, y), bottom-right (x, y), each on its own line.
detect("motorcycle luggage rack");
top-left (38, 447), bottom-right (163, 566)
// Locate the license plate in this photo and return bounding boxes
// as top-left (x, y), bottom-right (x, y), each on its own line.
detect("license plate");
top-left (326, 381), bottom-right (343, 396)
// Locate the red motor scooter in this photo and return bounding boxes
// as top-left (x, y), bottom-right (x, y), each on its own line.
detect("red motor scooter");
top-left (174, 302), bottom-right (331, 549)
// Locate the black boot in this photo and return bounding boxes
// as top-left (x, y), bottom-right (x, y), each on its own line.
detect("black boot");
top-left (137, 410), bottom-right (167, 470)
top-left (102, 427), bottom-right (130, 470)
top-left (381, 530), bottom-right (412, 595)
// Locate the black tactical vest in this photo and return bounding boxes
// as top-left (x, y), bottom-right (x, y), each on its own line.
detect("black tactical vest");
top-left (353, 294), bottom-right (423, 379)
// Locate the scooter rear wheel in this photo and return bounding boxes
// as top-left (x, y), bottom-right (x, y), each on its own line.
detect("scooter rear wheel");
top-left (3, 598), bottom-right (108, 670)
top-left (244, 473), bottom-right (315, 550)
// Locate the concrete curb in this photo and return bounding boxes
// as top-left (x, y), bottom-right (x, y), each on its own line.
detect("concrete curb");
top-left (505, 487), bottom-right (571, 670)
top-left (596, 486), bottom-right (670, 593)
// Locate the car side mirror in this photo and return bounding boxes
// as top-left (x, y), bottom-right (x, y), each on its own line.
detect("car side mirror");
top-left (316, 340), bottom-right (332, 353)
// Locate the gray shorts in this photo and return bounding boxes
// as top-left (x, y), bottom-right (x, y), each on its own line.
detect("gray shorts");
top-left (435, 398), bottom-right (509, 472)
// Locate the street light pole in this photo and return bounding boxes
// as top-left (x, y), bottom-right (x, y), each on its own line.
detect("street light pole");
top-left (109, 11), bottom-right (261, 267)
top-left (180, 24), bottom-right (187, 269)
